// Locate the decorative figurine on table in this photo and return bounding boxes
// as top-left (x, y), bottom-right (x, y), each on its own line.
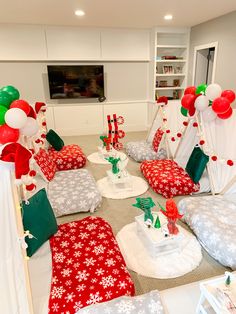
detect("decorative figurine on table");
top-left (106, 157), bottom-right (121, 174)
top-left (133, 197), bottom-right (161, 228)
top-left (158, 199), bottom-right (183, 235)
top-left (107, 114), bottom-right (125, 150)
top-left (100, 135), bottom-right (111, 151)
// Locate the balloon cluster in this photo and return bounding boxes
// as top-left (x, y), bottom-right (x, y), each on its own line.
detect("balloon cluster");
top-left (181, 83), bottom-right (235, 122)
top-left (0, 86), bottom-right (39, 144)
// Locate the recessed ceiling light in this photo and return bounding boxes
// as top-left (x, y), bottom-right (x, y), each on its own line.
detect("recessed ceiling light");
top-left (75, 10), bottom-right (85, 17)
top-left (164, 14), bottom-right (173, 20)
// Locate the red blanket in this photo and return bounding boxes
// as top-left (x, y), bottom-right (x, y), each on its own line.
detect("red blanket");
top-left (49, 217), bottom-right (135, 313)
top-left (141, 159), bottom-right (200, 198)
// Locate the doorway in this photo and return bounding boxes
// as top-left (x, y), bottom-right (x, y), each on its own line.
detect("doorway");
top-left (192, 42), bottom-right (218, 86)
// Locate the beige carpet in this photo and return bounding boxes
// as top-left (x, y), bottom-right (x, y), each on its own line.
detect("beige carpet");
top-left (58, 131), bottom-right (227, 294)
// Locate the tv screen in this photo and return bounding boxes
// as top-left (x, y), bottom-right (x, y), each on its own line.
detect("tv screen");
top-left (47, 65), bottom-right (104, 99)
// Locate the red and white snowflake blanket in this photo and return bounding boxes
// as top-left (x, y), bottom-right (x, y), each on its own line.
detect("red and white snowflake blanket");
top-left (48, 216), bottom-right (135, 313)
top-left (140, 159), bottom-right (200, 198)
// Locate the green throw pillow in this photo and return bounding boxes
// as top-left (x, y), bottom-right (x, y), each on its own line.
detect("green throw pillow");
top-left (46, 129), bottom-right (64, 151)
top-left (22, 188), bottom-right (58, 257)
top-left (185, 146), bottom-right (209, 184)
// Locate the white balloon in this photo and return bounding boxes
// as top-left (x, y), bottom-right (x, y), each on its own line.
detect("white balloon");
top-left (202, 107), bottom-right (217, 122)
top-left (5, 108), bottom-right (27, 129)
top-left (20, 117), bottom-right (39, 136)
top-left (205, 84), bottom-right (222, 101)
top-left (195, 95), bottom-right (209, 111)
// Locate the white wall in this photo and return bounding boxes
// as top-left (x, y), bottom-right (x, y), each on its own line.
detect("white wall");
top-left (0, 25), bottom-right (150, 135)
top-left (188, 10), bottom-right (236, 92)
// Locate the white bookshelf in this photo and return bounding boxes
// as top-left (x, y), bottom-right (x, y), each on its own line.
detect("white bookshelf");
top-left (149, 27), bottom-right (190, 102)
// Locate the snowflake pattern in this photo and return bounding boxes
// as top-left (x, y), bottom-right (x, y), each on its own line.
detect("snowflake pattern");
top-left (126, 140), bottom-right (167, 162)
top-left (48, 217), bottom-right (134, 313)
top-left (152, 128), bottom-right (164, 152)
top-left (48, 144), bottom-right (86, 171)
top-left (48, 169), bottom-right (102, 217)
top-left (34, 148), bottom-right (56, 181)
top-left (141, 159), bottom-right (200, 198)
top-left (76, 290), bottom-right (164, 314)
top-left (179, 195), bottom-right (236, 269)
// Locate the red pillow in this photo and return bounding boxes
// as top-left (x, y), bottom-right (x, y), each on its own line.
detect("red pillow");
top-left (34, 148), bottom-right (56, 181)
top-left (152, 128), bottom-right (164, 152)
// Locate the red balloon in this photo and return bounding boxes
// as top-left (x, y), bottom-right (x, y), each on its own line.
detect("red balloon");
top-left (184, 86), bottom-right (196, 95)
top-left (212, 97), bottom-right (231, 114)
top-left (10, 99), bottom-right (30, 115)
top-left (181, 94), bottom-right (196, 110)
top-left (217, 107), bottom-right (233, 119)
top-left (188, 101), bottom-right (196, 117)
top-left (27, 106), bottom-right (37, 119)
top-left (221, 90), bottom-right (235, 103)
top-left (0, 124), bottom-right (19, 144)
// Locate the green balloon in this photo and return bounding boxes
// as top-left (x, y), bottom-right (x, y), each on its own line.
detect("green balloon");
top-left (0, 90), bottom-right (12, 108)
top-left (0, 105), bottom-right (8, 125)
top-left (181, 106), bottom-right (188, 117)
top-left (196, 84), bottom-right (207, 95)
top-left (1, 85), bottom-right (20, 101)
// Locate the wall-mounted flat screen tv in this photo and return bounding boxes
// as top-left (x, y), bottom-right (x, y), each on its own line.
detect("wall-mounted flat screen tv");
top-left (47, 65), bottom-right (104, 99)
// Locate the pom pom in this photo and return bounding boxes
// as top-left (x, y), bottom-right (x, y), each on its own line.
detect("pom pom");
top-left (199, 140), bottom-right (205, 145)
top-left (193, 122), bottom-right (198, 127)
top-left (41, 133), bottom-right (46, 139)
top-left (15, 179), bottom-right (23, 185)
top-left (177, 133), bottom-right (182, 138)
top-left (163, 118), bottom-right (167, 122)
top-left (25, 183), bottom-right (36, 191)
top-left (227, 160), bottom-right (234, 166)
top-left (29, 170), bottom-right (36, 177)
top-left (166, 129), bottom-right (170, 134)
top-left (35, 139), bottom-right (41, 144)
top-left (211, 156), bottom-right (217, 161)
top-left (171, 137), bottom-right (175, 142)
top-left (42, 121), bottom-right (47, 126)
top-left (183, 121), bottom-right (188, 126)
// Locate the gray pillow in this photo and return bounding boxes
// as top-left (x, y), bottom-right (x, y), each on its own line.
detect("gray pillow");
top-left (77, 290), bottom-right (164, 314)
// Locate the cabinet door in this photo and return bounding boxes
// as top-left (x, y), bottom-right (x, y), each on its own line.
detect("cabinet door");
top-left (46, 26), bottom-right (101, 60)
top-left (101, 29), bottom-right (150, 61)
top-left (0, 25), bottom-right (47, 60)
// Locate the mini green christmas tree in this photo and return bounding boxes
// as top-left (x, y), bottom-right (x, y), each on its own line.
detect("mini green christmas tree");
top-left (133, 197), bottom-right (157, 228)
top-left (106, 157), bottom-right (120, 174)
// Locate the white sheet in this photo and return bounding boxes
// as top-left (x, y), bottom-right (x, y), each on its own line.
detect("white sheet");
top-left (0, 159), bottom-right (31, 314)
top-left (28, 241), bottom-right (52, 314)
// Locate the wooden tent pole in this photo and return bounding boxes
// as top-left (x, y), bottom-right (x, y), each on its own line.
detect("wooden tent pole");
top-left (220, 175), bottom-right (236, 194)
top-left (146, 104), bottom-right (160, 142)
top-left (11, 175), bottom-right (34, 314)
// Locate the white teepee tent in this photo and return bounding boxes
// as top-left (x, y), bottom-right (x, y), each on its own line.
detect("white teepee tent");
top-left (147, 100), bottom-right (187, 158)
top-left (0, 159), bottom-right (33, 314)
top-left (175, 109), bottom-right (236, 194)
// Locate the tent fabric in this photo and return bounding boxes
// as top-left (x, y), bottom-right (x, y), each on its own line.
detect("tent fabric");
top-left (0, 160), bottom-right (30, 314)
top-left (147, 100), bottom-right (186, 157)
top-left (175, 110), bottom-right (236, 194)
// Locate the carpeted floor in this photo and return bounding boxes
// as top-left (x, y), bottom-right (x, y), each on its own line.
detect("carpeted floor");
top-left (58, 131), bottom-right (227, 294)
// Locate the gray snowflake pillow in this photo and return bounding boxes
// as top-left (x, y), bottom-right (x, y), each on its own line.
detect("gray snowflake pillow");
top-left (77, 290), bottom-right (164, 314)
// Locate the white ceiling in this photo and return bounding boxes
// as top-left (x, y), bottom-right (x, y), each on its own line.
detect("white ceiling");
top-left (0, 0), bottom-right (236, 29)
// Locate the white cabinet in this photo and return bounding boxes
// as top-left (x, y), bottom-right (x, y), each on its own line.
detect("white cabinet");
top-left (45, 26), bottom-right (101, 60)
top-left (101, 29), bottom-right (150, 61)
top-left (0, 25), bottom-right (47, 60)
top-left (149, 28), bottom-right (190, 102)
